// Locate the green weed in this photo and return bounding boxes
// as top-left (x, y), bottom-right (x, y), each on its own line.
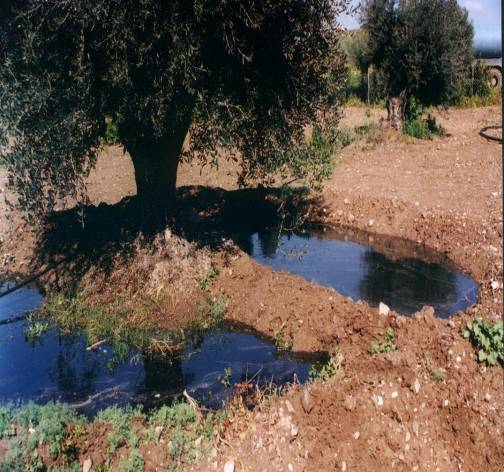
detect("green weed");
top-left (463, 317), bottom-right (503, 366)
top-left (369, 327), bottom-right (397, 355)
top-left (119, 449), bottom-right (144, 472)
top-left (273, 328), bottom-right (293, 352)
top-left (196, 266), bottom-right (219, 292)
top-left (309, 345), bottom-right (343, 382)
top-left (95, 406), bottom-right (144, 453)
top-left (24, 317), bottom-right (49, 346)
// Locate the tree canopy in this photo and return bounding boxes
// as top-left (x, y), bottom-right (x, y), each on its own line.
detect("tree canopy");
top-left (0, 0), bottom-right (349, 221)
top-left (361, 0), bottom-right (473, 106)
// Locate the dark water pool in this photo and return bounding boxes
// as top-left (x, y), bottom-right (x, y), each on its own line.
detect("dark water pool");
top-left (0, 283), bottom-right (309, 416)
top-left (234, 228), bottom-right (478, 317)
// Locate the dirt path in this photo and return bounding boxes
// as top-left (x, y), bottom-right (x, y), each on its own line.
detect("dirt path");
top-left (0, 106), bottom-right (502, 471)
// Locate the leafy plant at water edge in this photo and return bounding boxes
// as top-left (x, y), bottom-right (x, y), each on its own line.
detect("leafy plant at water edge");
top-left (309, 345), bottom-right (343, 382)
top-left (273, 328), bottom-right (293, 352)
top-left (369, 327), bottom-right (397, 355)
top-left (199, 295), bottom-right (228, 330)
top-left (95, 405), bottom-right (145, 453)
top-left (463, 317), bottom-right (503, 366)
top-left (24, 317), bottom-right (49, 346)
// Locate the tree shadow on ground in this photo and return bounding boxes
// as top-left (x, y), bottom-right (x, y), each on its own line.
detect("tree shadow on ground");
top-left (32, 185), bottom-right (321, 288)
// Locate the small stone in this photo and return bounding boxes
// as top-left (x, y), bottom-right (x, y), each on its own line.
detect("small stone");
top-left (456, 356), bottom-right (461, 363)
top-left (372, 393), bottom-right (384, 406)
top-left (347, 212), bottom-right (355, 222)
top-left (224, 460), bottom-right (235, 472)
top-left (391, 391), bottom-right (398, 399)
top-left (344, 395), bottom-right (357, 411)
top-left (405, 431), bottom-right (411, 442)
top-left (443, 399), bottom-right (449, 407)
top-left (448, 320), bottom-right (455, 328)
top-left (412, 421), bottom-right (419, 436)
top-left (484, 393), bottom-right (491, 402)
top-left (83, 458), bottom-right (92, 472)
top-left (301, 389), bottom-right (314, 413)
top-left (491, 280), bottom-right (500, 290)
top-left (379, 302), bottom-right (390, 316)
top-left (344, 198), bottom-right (350, 204)
top-left (353, 431), bottom-right (360, 440)
top-left (210, 448), bottom-right (218, 458)
top-left (285, 400), bottom-right (295, 413)
top-left (368, 219), bottom-right (375, 227)
top-left (413, 379), bottom-right (420, 394)
top-left (341, 461), bottom-right (347, 471)
top-left (290, 423), bottom-right (299, 437)
top-left (288, 464), bottom-right (294, 472)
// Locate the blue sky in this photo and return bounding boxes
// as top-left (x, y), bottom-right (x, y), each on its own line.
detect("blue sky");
top-left (339, 0), bottom-right (502, 31)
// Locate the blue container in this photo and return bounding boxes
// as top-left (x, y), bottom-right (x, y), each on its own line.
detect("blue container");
top-left (474, 26), bottom-right (502, 59)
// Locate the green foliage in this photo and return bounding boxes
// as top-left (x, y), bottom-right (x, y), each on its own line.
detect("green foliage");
top-left (309, 346), bottom-right (343, 382)
top-left (273, 328), bottom-right (293, 352)
top-left (42, 291), bottom-right (179, 365)
top-left (24, 317), bottom-right (49, 346)
top-left (463, 317), bottom-right (503, 366)
top-left (95, 406), bottom-right (145, 453)
top-left (362, 0), bottom-right (474, 106)
top-left (199, 295), bottom-right (228, 330)
top-left (369, 327), bottom-right (397, 355)
top-left (457, 63), bottom-right (502, 107)
top-left (403, 98), bottom-right (445, 140)
top-left (217, 368), bottom-right (233, 388)
top-left (0, 402), bottom-right (83, 471)
top-left (196, 266), bottom-right (219, 292)
top-left (1, 0), bottom-right (349, 219)
top-left (0, 400), bottom-right (221, 471)
top-left (99, 118), bottom-right (120, 146)
top-left (119, 449), bottom-right (145, 472)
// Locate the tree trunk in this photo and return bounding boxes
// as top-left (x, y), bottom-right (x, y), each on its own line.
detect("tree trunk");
top-left (387, 90), bottom-right (407, 129)
top-left (126, 125), bottom-right (189, 223)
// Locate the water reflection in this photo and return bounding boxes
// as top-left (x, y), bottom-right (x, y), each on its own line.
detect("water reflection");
top-left (238, 229), bottom-right (478, 317)
top-left (0, 283), bottom-right (309, 416)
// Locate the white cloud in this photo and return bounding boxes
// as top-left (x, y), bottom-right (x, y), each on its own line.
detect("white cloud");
top-left (463, 1), bottom-right (484, 13)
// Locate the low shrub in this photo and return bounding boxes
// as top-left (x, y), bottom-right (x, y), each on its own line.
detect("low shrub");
top-left (309, 345), bottom-right (343, 382)
top-left (369, 327), bottom-right (397, 355)
top-left (463, 317), bottom-right (503, 366)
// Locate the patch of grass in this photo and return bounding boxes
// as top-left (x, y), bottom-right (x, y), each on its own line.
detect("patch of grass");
top-left (403, 115), bottom-right (444, 140)
top-left (198, 295), bottom-right (228, 331)
top-left (273, 328), bottom-right (293, 352)
top-left (196, 266), bottom-right (219, 292)
top-left (463, 317), bottom-right (503, 366)
top-left (0, 402), bottom-right (84, 472)
top-left (95, 406), bottom-right (145, 453)
top-left (42, 291), bottom-right (181, 366)
top-left (24, 316), bottom-right (49, 346)
top-left (369, 327), bottom-right (397, 355)
top-left (0, 400), bottom-right (223, 472)
top-left (119, 449), bottom-right (144, 472)
top-left (309, 345), bottom-right (343, 382)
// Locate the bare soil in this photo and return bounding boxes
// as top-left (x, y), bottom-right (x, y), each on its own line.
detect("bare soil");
top-left (0, 106), bottom-right (502, 471)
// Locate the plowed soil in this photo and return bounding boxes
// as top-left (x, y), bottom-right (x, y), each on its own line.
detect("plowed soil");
top-left (0, 106), bottom-right (502, 471)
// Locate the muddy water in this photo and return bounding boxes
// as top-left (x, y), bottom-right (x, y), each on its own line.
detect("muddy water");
top-left (236, 228), bottom-right (478, 317)
top-left (0, 283), bottom-right (309, 416)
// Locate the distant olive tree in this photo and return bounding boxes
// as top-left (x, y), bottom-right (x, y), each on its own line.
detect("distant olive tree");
top-left (361, 0), bottom-right (473, 126)
top-left (0, 0), bottom-right (349, 223)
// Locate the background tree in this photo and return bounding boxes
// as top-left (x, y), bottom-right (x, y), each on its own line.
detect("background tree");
top-left (361, 0), bottom-right (473, 126)
top-left (0, 0), bottom-right (349, 223)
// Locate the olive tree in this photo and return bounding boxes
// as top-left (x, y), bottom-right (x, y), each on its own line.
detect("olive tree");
top-left (0, 0), bottom-right (349, 222)
top-left (361, 0), bottom-right (473, 126)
